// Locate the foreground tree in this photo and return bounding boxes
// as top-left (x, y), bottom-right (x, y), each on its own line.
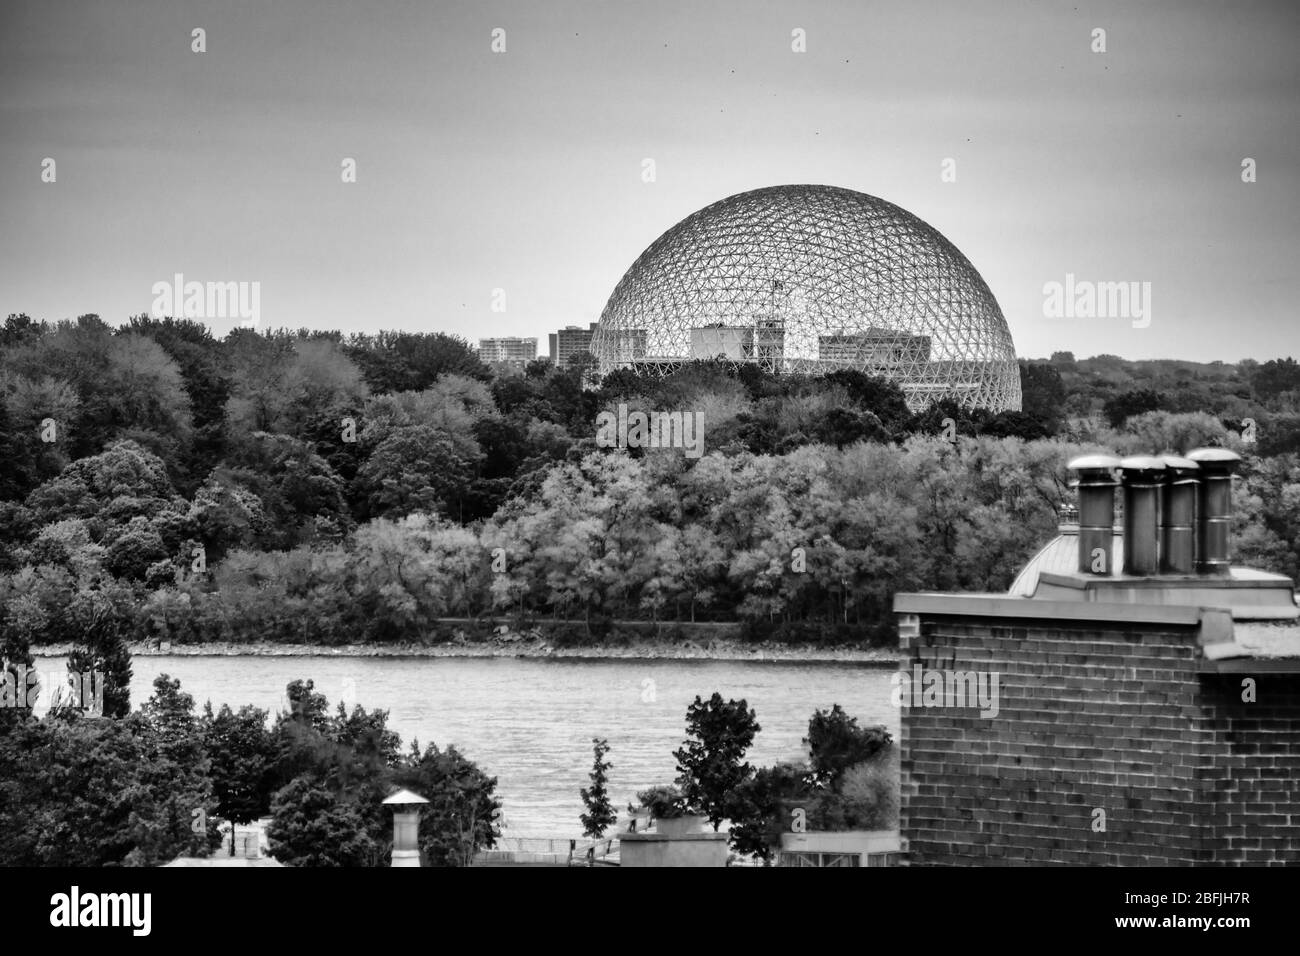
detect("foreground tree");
top-left (0, 711), bottom-right (217, 866)
top-left (266, 776), bottom-right (384, 867)
top-left (725, 762), bottom-right (809, 863)
top-left (203, 701), bottom-right (277, 855)
top-left (673, 693), bottom-right (761, 831)
top-left (579, 737), bottom-right (616, 838)
top-left (804, 704), bottom-right (891, 788)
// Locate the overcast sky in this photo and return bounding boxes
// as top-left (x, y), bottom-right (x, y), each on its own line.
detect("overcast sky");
top-left (1, 0), bottom-right (1296, 361)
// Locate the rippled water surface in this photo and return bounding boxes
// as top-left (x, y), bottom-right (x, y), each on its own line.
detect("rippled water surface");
top-left (37, 655), bottom-right (898, 837)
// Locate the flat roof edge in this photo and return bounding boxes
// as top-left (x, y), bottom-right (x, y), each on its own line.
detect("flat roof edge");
top-left (893, 593), bottom-right (1205, 626)
top-left (1198, 659), bottom-right (1300, 674)
top-left (1038, 570), bottom-right (1296, 592)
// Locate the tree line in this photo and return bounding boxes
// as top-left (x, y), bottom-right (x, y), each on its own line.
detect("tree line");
top-left (2, 313), bottom-right (1298, 649)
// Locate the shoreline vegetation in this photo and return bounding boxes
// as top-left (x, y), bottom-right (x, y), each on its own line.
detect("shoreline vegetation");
top-left (30, 638), bottom-right (899, 664)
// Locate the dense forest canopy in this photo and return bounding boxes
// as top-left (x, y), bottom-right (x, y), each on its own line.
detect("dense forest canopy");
top-left (1, 312), bottom-right (1297, 652)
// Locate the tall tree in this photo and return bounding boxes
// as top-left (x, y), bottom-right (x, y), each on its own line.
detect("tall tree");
top-left (202, 701), bottom-right (277, 855)
top-left (579, 737), bottom-right (616, 838)
top-left (673, 693), bottom-right (761, 831)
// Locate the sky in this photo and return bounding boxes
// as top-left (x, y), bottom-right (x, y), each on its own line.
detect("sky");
top-left (1, 0), bottom-right (1296, 361)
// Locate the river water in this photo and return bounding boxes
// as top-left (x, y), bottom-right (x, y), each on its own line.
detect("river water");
top-left (35, 654), bottom-right (898, 837)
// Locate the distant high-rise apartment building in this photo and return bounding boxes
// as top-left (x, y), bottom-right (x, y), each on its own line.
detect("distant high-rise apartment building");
top-left (548, 322), bottom-right (599, 366)
top-left (478, 337), bottom-right (538, 365)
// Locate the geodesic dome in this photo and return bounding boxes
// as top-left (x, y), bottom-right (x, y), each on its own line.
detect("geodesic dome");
top-left (590, 184), bottom-right (1021, 412)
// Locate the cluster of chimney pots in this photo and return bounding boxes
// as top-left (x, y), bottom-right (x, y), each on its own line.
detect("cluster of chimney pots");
top-left (1066, 448), bottom-right (1242, 578)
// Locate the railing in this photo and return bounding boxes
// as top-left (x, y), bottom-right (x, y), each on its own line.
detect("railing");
top-left (566, 837), bottom-right (616, 867)
top-left (471, 836), bottom-right (619, 866)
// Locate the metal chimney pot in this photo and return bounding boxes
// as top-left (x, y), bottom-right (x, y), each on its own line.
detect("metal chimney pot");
top-left (1067, 455), bottom-right (1121, 576)
top-left (383, 788), bottom-right (430, 867)
top-left (1186, 448), bottom-right (1242, 575)
top-left (1159, 456), bottom-right (1199, 574)
top-left (1119, 456), bottom-right (1166, 577)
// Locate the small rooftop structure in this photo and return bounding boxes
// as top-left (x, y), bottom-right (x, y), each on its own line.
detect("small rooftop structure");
top-left (1010, 447), bottom-right (1298, 631)
top-left (894, 445), bottom-right (1300, 865)
top-left (384, 788), bottom-right (429, 868)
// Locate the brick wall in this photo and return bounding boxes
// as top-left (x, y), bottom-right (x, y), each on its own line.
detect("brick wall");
top-left (1198, 675), bottom-right (1300, 865)
top-left (898, 608), bottom-right (1300, 866)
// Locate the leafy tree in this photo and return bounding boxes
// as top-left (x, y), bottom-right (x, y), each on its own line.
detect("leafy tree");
top-left (1017, 361), bottom-right (1065, 434)
top-left (804, 704), bottom-right (892, 788)
top-left (345, 330), bottom-right (489, 394)
top-left (1103, 388), bottom-right (1165, 427)
top-left (188, 474), bottom-right (267, 560)
top-left (0, 312), bottom-right (47, 348)
top-left (1252, 357), bottom-right (1300, 401)
top-left (979, 410), bottom-right (1054, 440)
top-left (0, 400), bottom-right (39, 501)
top-left (104, 516), bottom-right (169, 580)
top-left (821, 369), bottom-right (913, 435)
top-left (0, 713), bottom-right (217, 866)
top-left (725, 762), bottom-right (809, 863)
top-left (141, 673), bottom-right (198, 743)
top-left (329, 700), bottom-right (403, 769)
top-left (280, 678), bottom-right (332, 734)
top-left (224, 334), bottom-right (369, 439)
top-left (123, 315), bottom-right (233, 488)
top-left (912, 397), bottom-right (987, 439)
top-left (23, 439), bottom-right (178, 527)
top-left (830, 745), bottom-right (899, 831)
top-left (673, 693), bottom-right (761, 831)
top-left (265, 679), bottom-right (401, 865)
top-left (1112, 410), bottom-right (1228, 456)
top-left (217, 432), bottom-right (349, 548)
top-left (815, 407), bottom-right (889, 447)
top-left (202, 701), bottom-right (277, 854)
top-left (0, 317), bottom-right (193, 465)
top-left (579, 737), bottom-right (616, 837)
top-left (353, 425), bottom-right (477, 521)
top-left (266, 776), bottom-right (384, 867)
top-left (0, 370), bottom-right (80, 494)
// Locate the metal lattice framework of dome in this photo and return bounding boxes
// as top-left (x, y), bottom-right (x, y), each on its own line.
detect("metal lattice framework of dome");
top-left (590, 184), bottom-right (1021, 412)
